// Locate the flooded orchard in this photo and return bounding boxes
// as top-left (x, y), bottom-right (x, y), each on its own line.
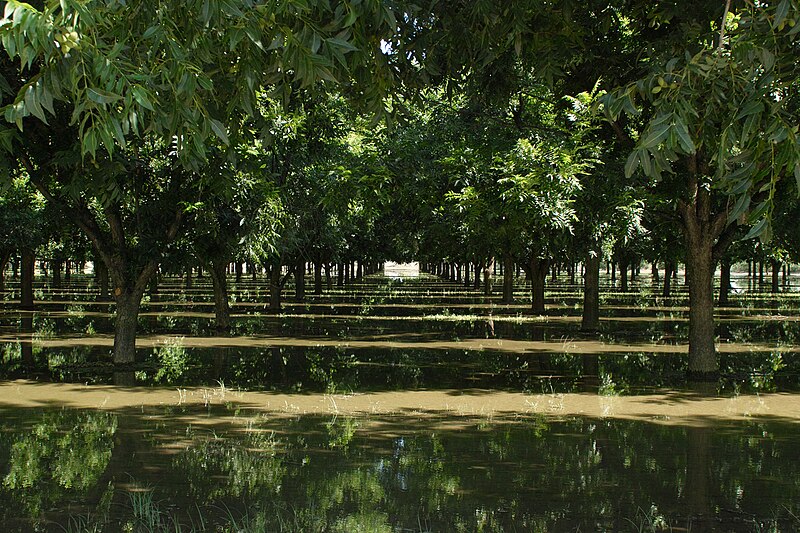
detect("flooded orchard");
top-left (2, 265), bottom-right (800, 532)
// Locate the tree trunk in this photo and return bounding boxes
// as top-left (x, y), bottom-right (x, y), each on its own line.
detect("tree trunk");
top-left (269, 265), bottom-right (281, 311)
top-left (685, 237), bottom-right (717, 379)
top-left (235, 262), bottom-right (243, 283)
top-left (619, 259), bottom-right (628, 292)
top-left (65, 260), bottom-right (71, 281)
top-left (314, 259), bottom-right (323, 295)
top-left (502, 255), bottom-right (514, 303)
top-left (337, 262), bottom-right (344, 287)
top-left (324, 263), bottom-right (332, 290)
top-left (652, 262), bottom-right (660, 284)
top-left (483, 258), bottom-right (493, 296)
top-left (52, 259), bottom-right (62, 288)
top-left (0, 252), bottom-right (9, 292)
top-left (581, 250), bottom-right (600, 332)
top-left (529, 257), bottom-right (549, 314)
top-left (356, 261), bottom-right (363, 279)
top-left (718, 259), bottom-right (731, 306)
top-left (295, 259), bottom-right (306, 300)
top-left (473, 260), bottom-right (481, 289)
top-left (148, 269), bottom-right (159, 297)
top-left (185, 267), bottom-right (193, 289)
top-left (96, 260), bottom-right (110, 301)
top-left (21, 251), bottom-right (35, 311)
top-left (113, 291), bottom-right (142, 365)
top-left (771, 259), bottom-right (781, 293)
top-left (463, 263), bottom-right (470, 287)
top-left (210, 260), bottom-right (231, 334)
top-left (663, 260), bottom-right (674, 298)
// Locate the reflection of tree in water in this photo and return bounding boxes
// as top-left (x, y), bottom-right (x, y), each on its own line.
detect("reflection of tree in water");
top-left (172, 430), bottom-right (285, 503)
top-left (0, 410), bottom-right (117, 520)
top-left (0, 406), bottom-right (796, 531)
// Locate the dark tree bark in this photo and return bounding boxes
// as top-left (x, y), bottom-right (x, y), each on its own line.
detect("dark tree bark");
top-left (581, 250), bottom-right (601, 332)
top-left (356, 261), bottom-right (363, 279)
top-left (337, 262), bottom-right (344, 287)
top-left (324, 263), bottom-right (332, 290)
top-left (64, 260), bottom-right (71, 281)
top-left (771, 259), bottom-right (781, 293)
top-left (269, 264), bottom-right (282, 311)
top-left (718, 258), bottom-right (731, 306)
top-left (0, 252), bottom-right (9, 292)
top-left (95, 260), bottom-right (110, 301)
top-left (502, 255), bottom-right (514, 303)
top-left (294, 259), bottom-right (306, 301)
top-left (210, 259), bottom-right (231, 334)
top-left (21, 315), bottom-right (34, 368)
top-left (314, 259), bottom-right (323, 295)
top-left (463, 263), bottom-right (470, 287)
top-left (527, 256), bottom-right (550, 314)
top-left (113, 291), bottom-right (142, 365)
top-left (473, 260), bottom-right (481, 289)
top-left (234, 262), bottom-right (243, 283)
top-left (21, 250), bottom-right (35, 311)
top-left (651, 262), bottom-right (660, 284)
top-left (618, 259), bottom-right (628, 292)
top-left (52, 259), bottom-right (62, 288)
top-left (483, 258), bottom-right (494, 296)
top-left (663, 260), bottom-right (674, 298)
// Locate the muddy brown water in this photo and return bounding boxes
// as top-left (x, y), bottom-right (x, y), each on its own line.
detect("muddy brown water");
top-left (1, 271), bottom-right (800, 531)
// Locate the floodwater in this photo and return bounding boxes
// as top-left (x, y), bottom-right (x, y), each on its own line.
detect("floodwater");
top-left (1, 269), bottom-right (800, 531)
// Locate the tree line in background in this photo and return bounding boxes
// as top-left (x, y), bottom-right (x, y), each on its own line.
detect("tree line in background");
top-left (1, 0), bottom-right (800, 380)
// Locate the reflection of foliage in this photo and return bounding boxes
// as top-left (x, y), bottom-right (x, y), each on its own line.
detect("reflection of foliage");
top-left (333, 510), bottom-right (392, 533)
top-left (154, 337), bottom-right (190, 383)
top-left (307, 350), bottom-right (358, 393)
top-left (326, 417), bottom-right (359, 450)
top-left (173, 431), bottom-right (284, 503)
top-left (2, 410), bottom-right (117, 517)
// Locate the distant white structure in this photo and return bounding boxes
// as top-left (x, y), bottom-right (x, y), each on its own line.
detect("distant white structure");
top-left (383, 261), bottom-right (420, 279)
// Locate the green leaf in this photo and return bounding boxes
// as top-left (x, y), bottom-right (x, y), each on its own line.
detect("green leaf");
top-left (624, 150), bottom-right (639, 178)
top-left (727, 193), bottom-right (750, 224)
top-left (743, 217), bottom-right (767, 241)
top-left (673, 118), bottom-right (695, 153)
top-left (131, 86), bottom-right (154, 111)
top-left (209, 118), bottom-right (229, 145)
top-left (327, 36), bottom-right (358, 52)
top-left (142, 25), bottom-right (159, 39)
top-left (794, 163), bottom-right (800, 189)
top-left (23, 84), bottom-right (47, 123)
top-left (87, 88), bottom-right (122, 105)
top-left (735, 99), bottom-right (763, 120)
top-left (641, 122), bottom-right (670, 149)
top-left (774, 0), bottom-right (790, 29)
